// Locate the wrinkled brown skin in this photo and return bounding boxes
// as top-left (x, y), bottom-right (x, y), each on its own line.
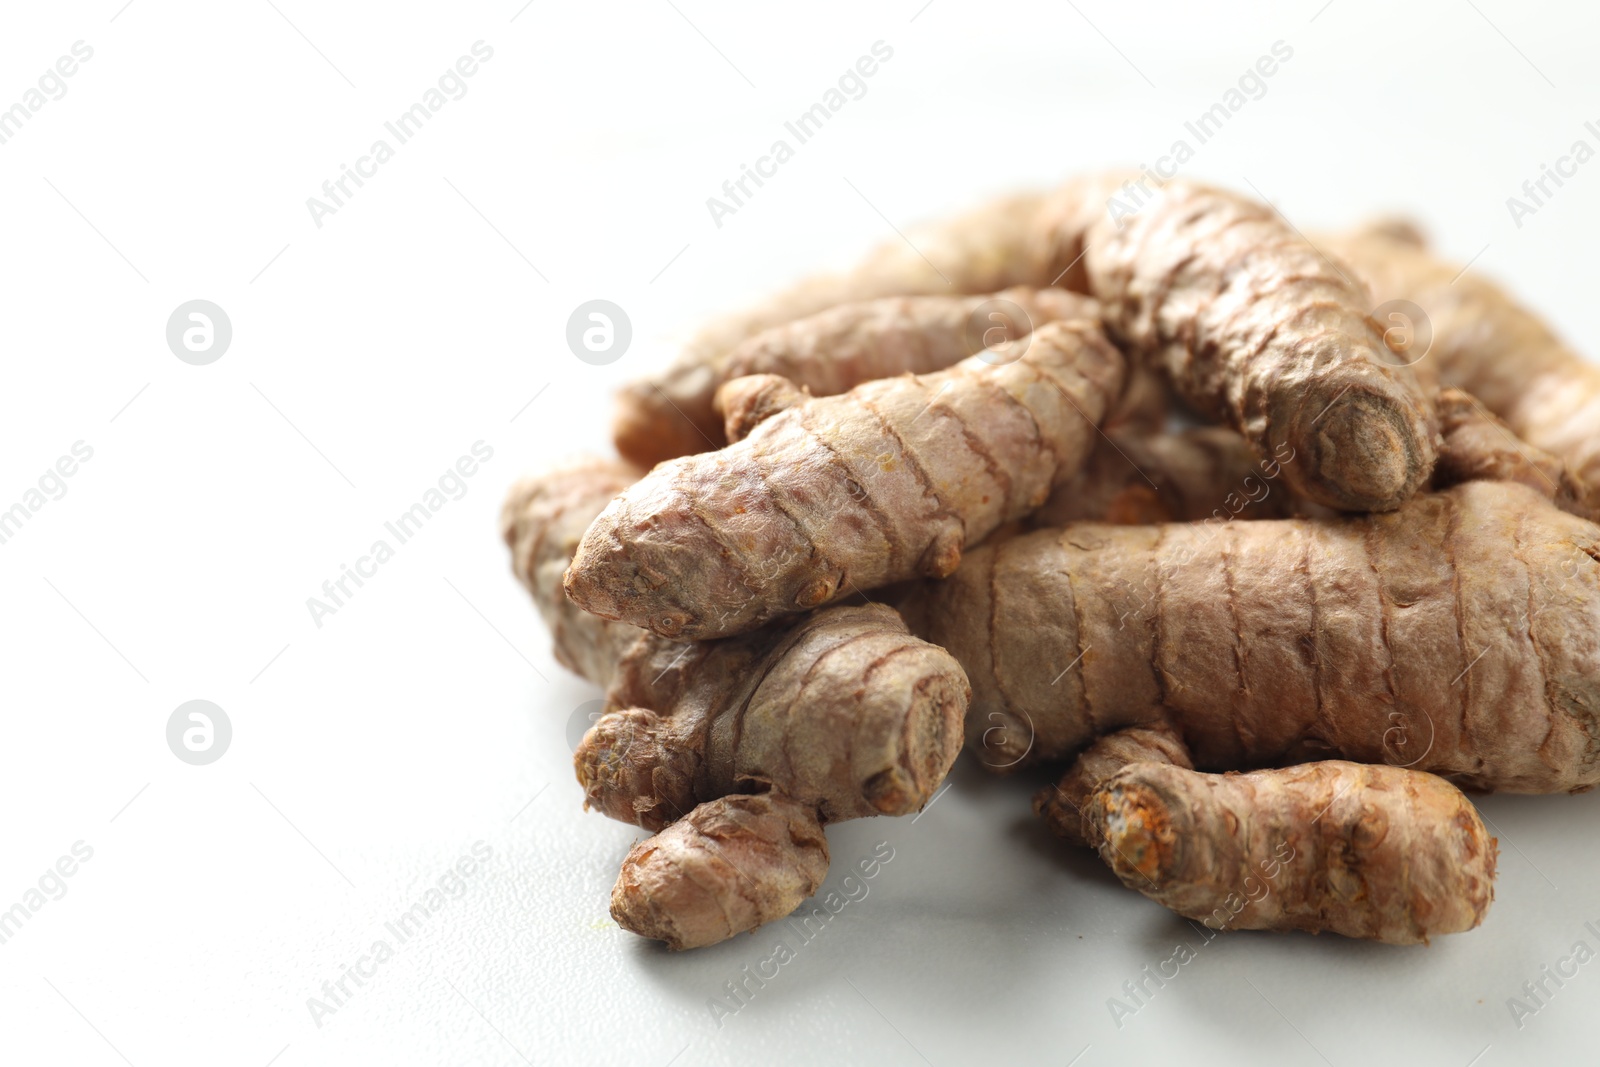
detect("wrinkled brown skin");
top-left (899, 480), bottom-right (1600, 794)
top-left (1032, 388), bottom-right (1588, 529)
top-left (1091, 760), bottom-right (1497, 944)
top-left (1083, 179), bottom-right (1439, 513)
top-left (618, 174), bottom-right (1441, 511)
top-left (720, 287), bottom-right (1095, 398)
top-left (580, 601), bottom-right (969, 833)
top-left (1328, 223), bottom-right (1600, 512)
top-left (500, 460), bottom-right (647, 688)
top-left (502, 464), bottom-right (968, 950)
top-left (1434, 388), bottom-right (1595, 520)
top-left (1034, 724), bottom-right (1192, 847)
top-left (614, 194), bottom-right (1080, 465)
top-left (1034, 726), bottom-right (1496, 942)
top-left (1034, 426), bottom-right (1314, 528)
top-left (715, 374), bottom-right (811, 444)
top-left (567, 317), bottom-right (1126, 640)
top-left (612, 794), bottom-right (830, 952)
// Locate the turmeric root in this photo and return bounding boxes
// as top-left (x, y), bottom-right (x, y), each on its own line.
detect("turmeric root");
top-left (614, 194), bottom-right (1079, 465)
top-left (1033, 726), bottom-right (1496, 942)
top-left (619, 174), bottom-right (1440, 511)
top-left (1091, 759), bottom-right (1496, 943)
top-left (1082, 179), bottom-right (1439, 512)
top-left (723, 287), bottom-right (1090, 400)
top-left (899, 479), bottom-right (1600, 794)
top-left (1327, 222), bottom-right (1600, 512)
top-left (1434, 388), bottom-right (1594, 520)
top-left (611, 794), bottom-right (829, 952)
top-left (1034, 724), bottom-right (1192, 847)
top-left (566, 316), bottom-right (1125, 640)
top-left (502, 463), bottom-right (968, 949)
top-left (577, 600), bottom-right (968, 833)
top-left (501, 459), bottom-right (646, 688)
top-left (1031, 388), bottom-right (1591, 530)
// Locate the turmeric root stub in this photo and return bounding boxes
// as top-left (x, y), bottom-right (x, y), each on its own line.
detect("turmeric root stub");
top-left (1090, 760), bottom-right (1497, 944)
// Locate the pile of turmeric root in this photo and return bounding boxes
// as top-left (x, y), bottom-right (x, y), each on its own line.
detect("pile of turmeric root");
top-left (501, 174), bottom-right (1600, 951)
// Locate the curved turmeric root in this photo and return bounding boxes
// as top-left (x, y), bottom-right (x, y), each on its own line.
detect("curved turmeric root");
top-left (1328, 222), bottom-right (1600, 512)
top-left (614, 193), bottom-right (1079, 466)
top-left (567, 317), bottom-right (1125, 640)
top-left (1433, 388), bottom-right (1595, 520)
top-left (1083, 179), bottom-right (1439, 512)
top-left (1091, 760), bottom-right (1497, 944)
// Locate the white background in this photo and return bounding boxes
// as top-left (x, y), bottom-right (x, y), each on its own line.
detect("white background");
top-left (2, 1), bottom-right (1597, 1064)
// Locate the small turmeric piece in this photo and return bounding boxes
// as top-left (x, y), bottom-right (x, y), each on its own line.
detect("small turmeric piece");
top-left (1091, 759), bottom-right (1496, 943)
top-left (1034, 724), bottom-right (1193, 847)
top-left (1035, 726), bottom-right (1496, 942)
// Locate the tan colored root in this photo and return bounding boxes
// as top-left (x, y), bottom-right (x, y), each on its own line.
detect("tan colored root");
top-left (899, 480), bottom-right (1600, 793)
top-left (715, 374), bottom-right (811, 444)
top-left (1032, 388), bottom-right (1585, 530)
top-left (1434, 388), bottom-right (1594, 520)
top-left (1328, 223), bottom-right (1600, 507)
top-left (610, 793), bottom-right (829, 951)
top-left (568, 317), bottom-right (1125, 640)
top-left (503, 462), bottom-right (968, 949)
top-left (1104, 362), bottom-right (1172, 432)
top-left (720, 287), bottom-right (1098, 402)
top-left (1084, 181), bottom-right (1438, 512)
top-left (575, 601), bottom-right (969, 832)
top-left (1034, 426), bottom-right (1314, 528)
top-left (1034, 725), bottom-right (1192, 847)
top-left (613, 193), bottom-right (1081, 466)
top-left (1091, 760), bottom-right (1497, 944)
top-left (500, 459), bottom-right (645, 687)
top-left (617, 174), bottom-right (1442, 509)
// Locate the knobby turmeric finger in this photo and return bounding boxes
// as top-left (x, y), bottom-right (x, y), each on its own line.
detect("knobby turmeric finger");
top-left (900, 480), bottom-right (1600, 795)
top-left (569, 317), bottom-right (1125, 640)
